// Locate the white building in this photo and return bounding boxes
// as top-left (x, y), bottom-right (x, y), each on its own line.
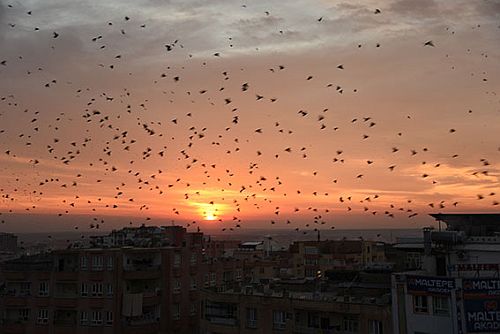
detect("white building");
top-left (392, 214), bottom-right (500, 334)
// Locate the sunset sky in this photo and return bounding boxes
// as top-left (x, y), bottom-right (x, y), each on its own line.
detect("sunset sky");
top-left (0, 0), bottom-right (499, 232)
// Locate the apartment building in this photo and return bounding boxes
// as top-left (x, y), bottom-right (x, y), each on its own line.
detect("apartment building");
top-left (0, 232), bottom-right (17, 254)
top-left (392, 214), bottom-right (500, 334)
top-left (290, 239), bottom-right (386, 278)
top-left (0, 226), bottom-right (243, 334)
top-left (200, 282), bottom-right (391, 334)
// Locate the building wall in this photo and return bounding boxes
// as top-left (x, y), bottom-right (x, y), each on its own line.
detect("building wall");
top-left (200, 289), bottom-right (392, 334)
top-left (0, 228), bottom-right (244, 334)
top-left (0, 233), bottom-right (17, 253)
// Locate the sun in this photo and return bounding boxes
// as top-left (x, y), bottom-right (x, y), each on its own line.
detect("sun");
top-left (190, 198), bottom-right (229, 222)
top-left (196, 202), bottom-right (221, 221)
top-left (204, 212), bottom-right (217, 221)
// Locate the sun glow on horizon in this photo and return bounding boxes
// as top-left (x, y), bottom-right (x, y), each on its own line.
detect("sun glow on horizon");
top-left (191, 201), bottom-right (227, 221)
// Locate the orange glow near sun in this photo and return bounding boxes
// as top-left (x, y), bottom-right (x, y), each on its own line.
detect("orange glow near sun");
top-left (192, 201), bottom-right (226, 221)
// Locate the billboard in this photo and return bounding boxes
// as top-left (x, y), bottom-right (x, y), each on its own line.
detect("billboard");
top-left (463, 279), bottom-right (500, 333)
top-left (406, 275), bottom-right (455, 295)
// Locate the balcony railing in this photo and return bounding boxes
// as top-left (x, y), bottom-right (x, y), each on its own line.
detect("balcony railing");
top-left (206, 316), bottom-right (237, 326)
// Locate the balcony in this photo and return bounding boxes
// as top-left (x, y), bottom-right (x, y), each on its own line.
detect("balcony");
top-left (123, 253), bottom-right (161, 273)
top-left (53, 297), bottom-right (78, 308)
top-left (54, 272), bottom-right (79, 281)
top-left (293, 326), bottom-right (336, 334)
top-left (0, 322), bottom-right (28, 334)
top-left (143, 293), bottom-right (161, 307)
top-left (273, 323), bottom-right (286, 331)
top-left (123, 270), bottom-right (161, 280)
top-left (123, 322), bottom-right (160, 334)
top-left (206, 317), bottom-right (238, 326)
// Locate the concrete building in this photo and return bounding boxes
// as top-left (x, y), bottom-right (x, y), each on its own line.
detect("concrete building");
top-left (0, 226), bottom-right (244, 334)
top-left (392, 214), bottom-right (500, 334)
top-left (200, 280), bottom-right (392, 334)
top-left (290, 240), bottom-right (386, 278)
top-left (0, 233), bottom-right (17, 254)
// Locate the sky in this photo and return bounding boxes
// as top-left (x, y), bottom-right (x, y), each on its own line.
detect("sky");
top-left (0, 0), bottom-right (499, 233)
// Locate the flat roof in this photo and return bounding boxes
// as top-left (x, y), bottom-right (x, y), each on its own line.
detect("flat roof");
top-left (430, 213), bottom-right (500, 225)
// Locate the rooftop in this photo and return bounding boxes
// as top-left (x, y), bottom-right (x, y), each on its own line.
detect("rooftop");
top-left (430, 213), bottom-right (500, 236)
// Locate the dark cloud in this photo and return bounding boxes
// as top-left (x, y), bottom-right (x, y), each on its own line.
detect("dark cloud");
top-left (389, 0), bottom-right (439, 17)
top-left (0, 2), bottom-right (7, 39)
top-left (473, 0), bottom-right (500, 17)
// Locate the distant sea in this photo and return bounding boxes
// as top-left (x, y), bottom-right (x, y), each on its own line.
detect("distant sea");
top-left (16, 228), bottom-right (422, 249)
top-left (207, 228), bottom-right (422, 244)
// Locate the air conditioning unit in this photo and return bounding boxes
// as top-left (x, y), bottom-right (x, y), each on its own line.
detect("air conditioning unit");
top-left (457, 250), bottom-right (469, 261)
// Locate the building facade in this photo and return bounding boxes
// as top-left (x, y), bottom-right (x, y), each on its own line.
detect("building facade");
top-left (392, 214), bottom-right (500, 334)
top-left (290, 240), bottom-right (386, 278)
top-left (0, 226), bottom-right (243, 334)
top-left (200, 285), bottom-right (391, 334)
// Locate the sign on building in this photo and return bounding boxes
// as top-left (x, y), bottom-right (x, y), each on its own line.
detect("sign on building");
top-left (463, 279), bottom-right (500, 333)
top-left (406, 275), bottom-right (455, 295)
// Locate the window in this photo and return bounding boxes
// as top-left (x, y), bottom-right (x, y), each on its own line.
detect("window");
top-left (433, 296), bottom-right (450, 316)
top-left (210, 272), bottom-right (216, 286)
top-left (81, 282), bottom-right (89, 297)
top-left (106, 283), bottom-right (113, 296)
top-left (92, 255), bottom-right (104, 271)
top-left (190, 303), bottom-right (197, 316)
top-left (91, 310), bottom-right (102, 326)
top-left (305, 258), bottom-right (319, 265)
top-left (80, 255), bottom-right (88, 270)
top-left (413, 295), bottom-right (428, 314)
top-left (173, 253), bottom-right (181, 268)
top-left (107, 256), bottom-right (114, 270)
top-left (91, 282), bottom-right (103, 297)
top-left (38, 281), bottom-right (49, 297)
top-left (273, 310), bottom-right (286, 330)
top-left (190, 253), bottom-right (197, 265)
top-left (305, 268), bottom-right (317, 278)
top-left (190, 277), bottom-right (197, 290)
top-left (173, 280), bottom-right (181, 294)
top-left (223, 271), bottom-right (233, 282)
top-left (105, 311), bottom-right (113, 325)
top-left (204, 274), bottom-right (210, 287)
top-left (18, 309), bottom-right (30, 322)
top-left (304, 246), bottom-right (319, 254)
top-left (172, 303), bottom-right (180, 320)
top-left (37, 309), bottom-right (49, 325)
top-left (369, 320), bottom-right (383, 334)
top-left (406, 252), bottom-right (422, 269)
top-left (236, 269), bottom-right (243, 281)
top-left (308, 312), bottom-right (320, 328)
top-left (343, 317), bottom-right (359, 332)
top-left (246, 308), bottom-right (257, 328)
top-left (80, 311), bottom-right (89, 326)
top-left (205, 301), bottom-right (237, 324)
top-left (20, 282), bottom-right (31, 296)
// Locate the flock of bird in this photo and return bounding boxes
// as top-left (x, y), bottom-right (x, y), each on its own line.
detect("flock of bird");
top-left (0, 2), bottom-right (498, 239)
